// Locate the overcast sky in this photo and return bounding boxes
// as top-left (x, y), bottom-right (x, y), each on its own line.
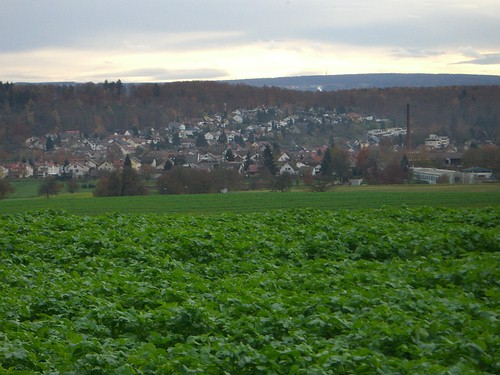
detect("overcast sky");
top-left (1, 0), bottom-right (499, 83)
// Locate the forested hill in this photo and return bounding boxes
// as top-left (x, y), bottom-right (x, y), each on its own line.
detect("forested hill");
top-left (0, 80), bottom-right (499, 155)
top-left (226, 73), bottom-right (500, 91)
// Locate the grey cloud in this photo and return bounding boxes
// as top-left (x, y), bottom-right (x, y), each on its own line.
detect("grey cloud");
top-left (1, 0), bottom-right (499, 55)
top-left (92, 68), bottom-right (228, 81)
top-left (392, 48), bottom-right (445, 58)
top-left (455, 53), bottom-right (500, 65)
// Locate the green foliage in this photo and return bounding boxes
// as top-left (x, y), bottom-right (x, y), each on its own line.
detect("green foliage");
top-left (0, 207), bottom-right (498, 373)
top-left (0, 184), bottom-right (499, 215)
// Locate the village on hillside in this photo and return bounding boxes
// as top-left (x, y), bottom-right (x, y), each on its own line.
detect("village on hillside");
top-left (0, 104), bottom-right (496, 190)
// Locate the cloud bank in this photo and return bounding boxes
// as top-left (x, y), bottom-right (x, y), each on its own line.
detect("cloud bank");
top-left (1, 0), bottom-right (499, 82)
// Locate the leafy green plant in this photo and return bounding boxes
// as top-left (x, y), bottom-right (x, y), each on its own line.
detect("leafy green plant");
top-left (0, 207), bottom-right (498, 373)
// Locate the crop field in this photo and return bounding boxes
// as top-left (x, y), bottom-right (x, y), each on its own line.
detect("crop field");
top-left (1, 183), bottom-right (499, 215)
top-left (1, 207), bottom-right (499, 373)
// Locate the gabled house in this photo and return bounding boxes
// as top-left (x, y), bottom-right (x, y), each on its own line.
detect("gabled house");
top-left (245, 164), bottom-right (259, 176)
top-left (64, 161), bottom-right (89, 178)
top-left (279, 163), bottom-right (298, 175)
top-left (85, 160), bottom-right (98, 170)
top-left (198, 153), bottom-right (220, 163)
top-left (277, 152), bottom-right (291, 162)
top-left (97, 161), bottom-right (115, 173)
top-left (35, 161), bottom-right (60, 178)
top-left (0, 165), bottom-right (8, 178)
top-left (129, 157), bottom-right (142, 171)
top-left (5, 162), bottom-right (34, 178)
top-left (204, 132), bottom-right (218, 141)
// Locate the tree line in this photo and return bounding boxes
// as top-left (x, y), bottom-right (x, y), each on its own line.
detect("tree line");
top-left (1, 81), bottom-right (499, 157)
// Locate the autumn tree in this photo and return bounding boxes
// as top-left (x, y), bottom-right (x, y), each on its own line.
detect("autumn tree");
top-left (94, 158), bottom-right (147, 197)
top-left (273, 173), bottom-right (293, 192)
top-left (66, 179), bottom-right (80, 193)
top-left (140, 164), bottom-right (156, 182)
top-left (462, 145), bottom-right (500, 177)
top-left (121, 163), bottom-right (148, 196)
top-left (379, 162), bottom-right (406, 184)
top-left (356, 147), bottom-right (380, 184)
top-left (210, 167), bottom-right (245, 192)
top-left (39, 177), bottom-right (63, 199)
top-left (321, 146), bottom-right (352, 184)
top-left (157, 167), bottom-right (213, 194)
top-left (0, 180), bottom-right (14, 199)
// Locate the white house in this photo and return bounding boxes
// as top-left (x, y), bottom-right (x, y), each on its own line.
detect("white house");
top-left (204, 132), bottom-right (216, 141)
top-left (65, 162), bottom-right (89, 178)
top-left (425, 134), bottom-right (450, 149)
top-left (279, 163), bottom-right (297, 175)
top-left (277, 152), bottom-right (291, 162)
top-left (0, 165), bottom-right (9, 178)
top-left (35, 161), bottom-right (60, 178)
top-left (198, 153), bottom-right (220, 163)
top-left (97, 161), bottom-right (115, 173)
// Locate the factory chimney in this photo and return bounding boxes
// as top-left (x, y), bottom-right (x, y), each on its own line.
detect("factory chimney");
top-left (406, 103), bottom-right (411, 151)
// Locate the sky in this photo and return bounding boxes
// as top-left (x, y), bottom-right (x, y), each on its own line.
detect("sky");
top-left (1, 0), bottom-right (500, 83)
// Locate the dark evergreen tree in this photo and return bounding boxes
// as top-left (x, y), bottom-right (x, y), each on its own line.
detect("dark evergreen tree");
top-left (195, 133), bottom-right (208, 147)
top-left (218, 131), bottom-right (227, 144)
top-left (45, 136), bottom-right (54, 151)
top-left (172, 133), bottom-right (181, 146)
top-left (263, 144), bottom-right (277, 175)
top-left (124, 154), bottom-right (132, 168)
top-left (224, 149), bottom-right (235, 162)
top-left (163, 160), bottom-right (173, 170)
top-left (320, 147), bottom-right (333, 176)
top-left (234, 135), bottom-right (245, 147)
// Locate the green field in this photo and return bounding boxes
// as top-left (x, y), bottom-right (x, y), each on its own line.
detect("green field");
top-left (1, 207), bottom-right (498, 373)
top-left (1, 183), bottom-right (499, 215)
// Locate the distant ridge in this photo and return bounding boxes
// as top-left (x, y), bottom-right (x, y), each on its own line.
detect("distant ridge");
top-left (224, 73), bottom-right (500, 91)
